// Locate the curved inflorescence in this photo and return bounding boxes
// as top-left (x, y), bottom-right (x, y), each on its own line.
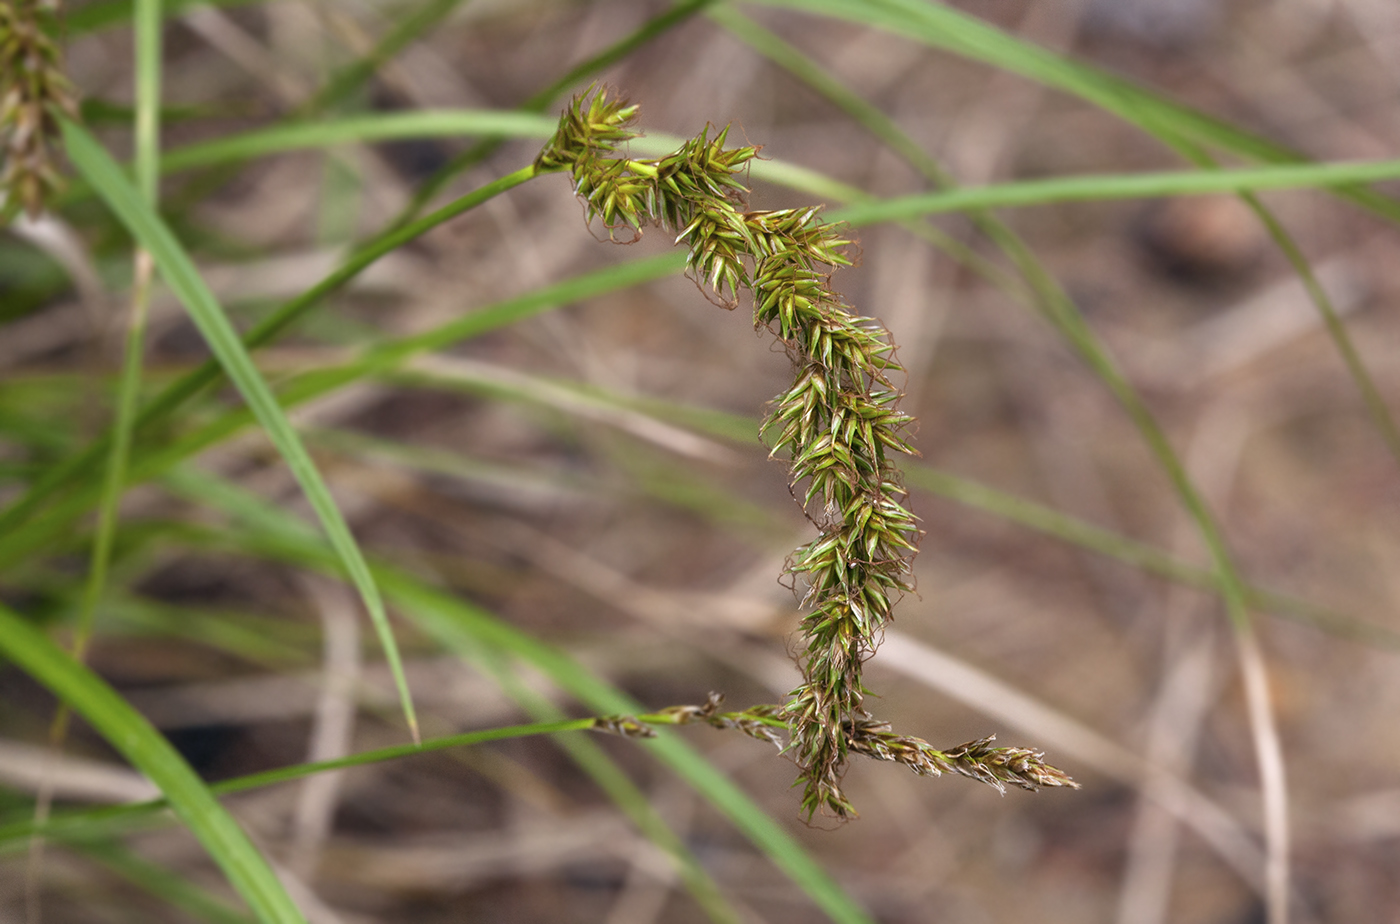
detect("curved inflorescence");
top-left (0, 0), bottom-right (79, 219)
top-left (537, 87), bottom-right (1077, 818)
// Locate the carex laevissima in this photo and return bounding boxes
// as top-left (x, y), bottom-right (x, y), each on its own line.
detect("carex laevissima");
top-left (538, 86), bottom-right (1078, 819)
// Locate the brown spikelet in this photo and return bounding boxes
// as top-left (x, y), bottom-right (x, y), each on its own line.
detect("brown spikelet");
top-left (0, 0), bottom-right (80, 219)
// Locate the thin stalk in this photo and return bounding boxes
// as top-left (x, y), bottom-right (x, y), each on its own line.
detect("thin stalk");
top-left (0, 165), bottom-right (537, 540)
top-left (26, 4), bottom-right (161, 922)
top-left (0, 253), bottom-right (685, 576)
top-left (154, 0), bottom-right (474, 216)
top-left (0, 719), bottom-right (592, 844)
top-left (1240, 191), bottom-right (1400, 468)
top-left (1132, 116), bottom-right (1309, 924)
top-left (468, 656), bottom-right (743, 924)
top-left (3, 704), bottom-right (781, 844)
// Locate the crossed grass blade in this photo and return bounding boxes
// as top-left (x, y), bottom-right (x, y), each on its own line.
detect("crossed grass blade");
top-left (160, 465), bottom-right (877, 924)
top-left (60, 119), bottom-right (422, 744)
top-left (0, 603), bottom-right (308, 924)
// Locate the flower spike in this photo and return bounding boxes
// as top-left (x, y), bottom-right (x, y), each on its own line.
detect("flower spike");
top-left (537, 88), bottom-right (1078, 818)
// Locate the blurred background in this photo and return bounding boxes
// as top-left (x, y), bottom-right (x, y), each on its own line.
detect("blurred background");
top-left (4, 0), bottom-right (1400, 921)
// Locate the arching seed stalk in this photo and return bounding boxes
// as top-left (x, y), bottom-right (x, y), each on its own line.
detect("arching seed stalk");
top-left (537, 86), bottom-right (1078, 818)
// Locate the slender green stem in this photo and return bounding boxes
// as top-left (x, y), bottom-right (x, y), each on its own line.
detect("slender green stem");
top-left (469, 657), bottom-right (742, 924)
top-left (0, 719), bottom-right (593, 845)
top-left (71, 0), bottom-right (160, 678)
top-left (0, 165), bottom-right (538, 540)
top-left (1240, 191), bottom-right (1400, 469)
top-left (0, 252), bottom-right (683, 575)
top-left (27, 5), bottom-right (164, 921)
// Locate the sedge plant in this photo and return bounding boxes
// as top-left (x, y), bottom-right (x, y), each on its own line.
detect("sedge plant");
top-left (535, 86), bottom-right (1078, 819)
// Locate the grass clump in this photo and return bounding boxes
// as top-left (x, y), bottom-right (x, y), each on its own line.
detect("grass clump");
top-left (536, 86), bottom-right (1078, 819)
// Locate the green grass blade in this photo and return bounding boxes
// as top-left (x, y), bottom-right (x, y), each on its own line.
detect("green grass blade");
top-left (133, 0), bottom-right (161, 204)
top-left (827, 159), bottom-right (1400, 225)
top-left (1237, 191), bottom-right (1400, 469)
top-left (77, 839), bottom-right (256, 924)
top-left (159, 111), bottom-right (558, 175)
top-left (753, 0), bottom-right (1400, 223)
top-left (100, 595), bottom-right (314, 666)
top-left (0, 718), bottom-right (594, 848)
top-left (59, 118), bottom-right (421, 743)
top-left (69, 0), bottom-right (162, 662)
top-left (153, 112), bottom-right (1400, 216)
top-left (0, 162), bottom-right (536, 563)
top-left (0, 605), bottom-right (307, 924)
top-left (0, 252), bottom-right (681, 574)
top-left (167, 469), bottom-right (874, 924)
top-left (386, 579), bottom-right (872, 924)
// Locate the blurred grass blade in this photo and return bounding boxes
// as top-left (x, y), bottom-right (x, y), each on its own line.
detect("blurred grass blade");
top-left (166, 467), bottom-right (875, 924)
top-left (159, 111), bottom-right (558, 175)
top-left (78, 839), bottom-right (255, 924)
top-left (0, 605), bottom-right (307, 924)
top-left (0, 718), bottom-right (600, 847)
top-left (149, 113), bottom-right (1400, 211)
top-left (827, 159), bottom-right (1400, 225)
top-left (1238, 191), bottom-right (1400, 470)
top-left (59, 118), bottom-right (421, 744)
top-left (0, 164), bottom-right (537, 544)
top-left (398, 0), bottom-right (719, 220)
top-left (754, 0), bottom-right (1400, 223)
top-left (0, 253), bottom-right (682, 573)
top-left (303, 0), bottom-right (472, 115)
